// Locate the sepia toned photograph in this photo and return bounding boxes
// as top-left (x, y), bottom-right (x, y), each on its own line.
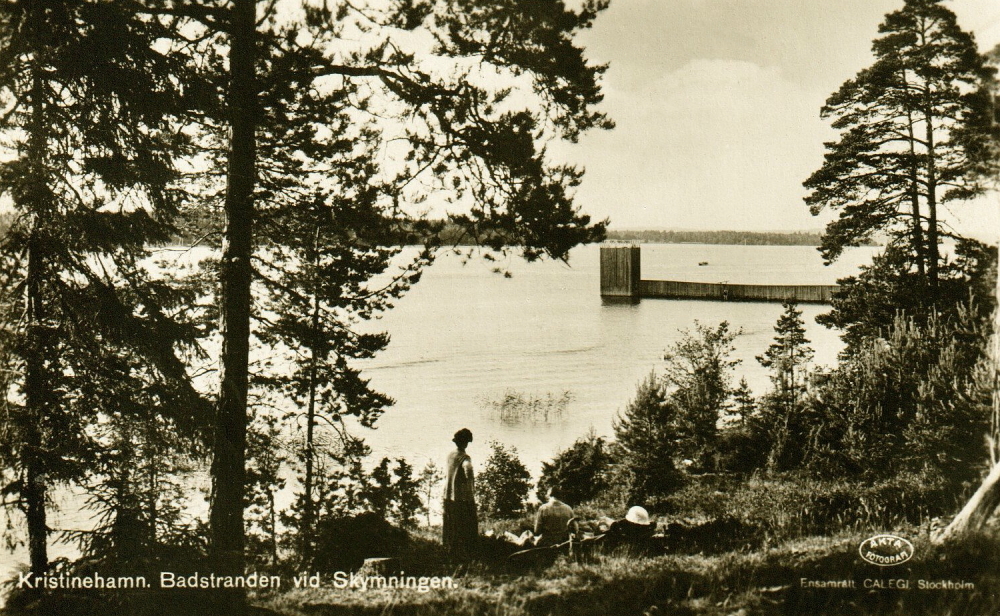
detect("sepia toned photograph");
top-left (0, 1), bottom-right (999, 615)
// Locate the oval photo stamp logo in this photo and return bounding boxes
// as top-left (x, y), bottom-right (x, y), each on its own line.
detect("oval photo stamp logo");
top-left (859, 534), bottom-right (914, 566)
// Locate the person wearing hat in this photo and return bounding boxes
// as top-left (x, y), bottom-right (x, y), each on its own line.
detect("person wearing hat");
top-left (443, 428), bottom-right (478, 556)
top-left (603, 506), bottom-right (656, 552)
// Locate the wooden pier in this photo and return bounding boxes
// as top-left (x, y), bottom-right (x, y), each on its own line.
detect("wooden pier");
top-left (600, 245), bottom-right (838, 303)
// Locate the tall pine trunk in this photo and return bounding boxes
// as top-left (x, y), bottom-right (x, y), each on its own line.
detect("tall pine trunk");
top-left (23, 243), bottom-right (47, 578)
top-left (301, 224), bottom-right (325, 561)
top-left (924, 109), bottom-right (940, 287)
top-left (900, 67), bottom-right (926, 279)
top-left (22, 18), bottom-right (49, 576)
top-left (210, 0), bottom-right (256, 607)
top-left (919, 24), bottom-right (940, 287)
top-left (994, 251), bottom-right (1000, 468)
top-left (302, 280), bottom-right (320, 563)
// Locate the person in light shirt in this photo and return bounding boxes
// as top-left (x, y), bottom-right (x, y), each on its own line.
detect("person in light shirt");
top-left (533, 486), bottom-right (575, 547)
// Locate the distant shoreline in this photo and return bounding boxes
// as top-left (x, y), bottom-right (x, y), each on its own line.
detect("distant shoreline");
top-left (0, 211), bottom-right (877, 250)
top-left (606, 229), bottom-right (869, 247)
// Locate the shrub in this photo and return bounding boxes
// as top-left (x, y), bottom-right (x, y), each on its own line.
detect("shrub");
top-left (663, 321), bottom-right (740, 470)
top-left (804, 303), bottom-right (991, 485)
top-left (711, 424), bottom-right (770, 474)
top-left (477, 441), bottom-right (533, 518)
top-left (311, 512), bottom-right (410, 573)
top-left (722, 472), bottom-right (960, 542)
top-left (538, 430), bottom-right (612, 505)
top-left (283, 448), bottom-right (424, 568)
top-left (364, 457), bottom-right (423, 529)
top-left (613, 374), bottom-right (685, 502)
top-left (662, 471), bottom-right (963, 546)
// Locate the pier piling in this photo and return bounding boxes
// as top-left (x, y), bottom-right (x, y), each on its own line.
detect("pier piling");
top-left (599, 245), bottom-right (641, 302)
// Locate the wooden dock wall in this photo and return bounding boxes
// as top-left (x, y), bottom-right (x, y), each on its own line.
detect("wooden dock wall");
top-left (600, 245), bottom-right (641, 300)
top-left (639, 279), bottom-right (838, 303)
top-left (599, 244), bottom-right (838, 303)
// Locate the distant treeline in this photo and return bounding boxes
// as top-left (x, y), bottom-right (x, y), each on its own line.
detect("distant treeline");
top-left (169, 210), bottom-right (504, 248)
top-left (7, 210), bottom-right (869, 252)
top-left (606, 229), bottom-right (835, 246)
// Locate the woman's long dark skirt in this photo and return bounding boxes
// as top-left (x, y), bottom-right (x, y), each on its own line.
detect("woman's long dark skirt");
top-left (443, 499), bottom-right (478, 557)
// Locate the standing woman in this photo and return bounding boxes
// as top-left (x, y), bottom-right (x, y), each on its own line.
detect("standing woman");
top-left (443, 428), bottom-right (478, 556)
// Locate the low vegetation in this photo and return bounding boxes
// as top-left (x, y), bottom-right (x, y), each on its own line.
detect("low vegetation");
top-left (256, 530), bottom-right (1000, 616)
top-left (479, 390), bottom-right (574, 425)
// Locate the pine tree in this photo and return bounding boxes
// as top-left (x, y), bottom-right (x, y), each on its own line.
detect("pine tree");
top-left (613, 374), bottom-right (684, 501)
top-left (245, 411), bottom-right (288, 567)
top-left (934, 42), bottom-right (1000, 544)
top-left (418, 461), bottom-right (443, 527)
top-left (757, 302), bottom-right (814, 470)
top-left (731, 378), bottom-right (757, 424)
top-left (757, 301), bottom-right (814, 397)
top-left (153, 2), bottom-right (612, 599)
top-left (0, 0), bottom-right (202, 578)
top-left (253, 189), bottom-right (426, 561)
top-left (804, 0), bottom-right (999, 285)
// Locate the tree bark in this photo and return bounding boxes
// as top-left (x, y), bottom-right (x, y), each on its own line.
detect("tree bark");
top-left (933, 461), bottom-right (1000, 544)
top-left (900, 66), bottom-right (926, 279)
top-left (209, 0), bottom-right (256, 609)
top-left (23, 242), bottom-right (47, 578)
top-left (923, 107), bottom-right (940, 287)
top-left (22, 12), bottom-right (50, 577)
top-left (919, 25), bottom-right (940, 287)
top-left (993, 224), bottom-right (1000, 468)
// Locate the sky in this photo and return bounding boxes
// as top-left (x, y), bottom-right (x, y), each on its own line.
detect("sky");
top-left (548, 0), bottom-right (1000, 237)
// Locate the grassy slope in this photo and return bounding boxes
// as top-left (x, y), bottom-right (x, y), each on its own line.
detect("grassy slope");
top-left (257, 530), bottom-right (1000, 616)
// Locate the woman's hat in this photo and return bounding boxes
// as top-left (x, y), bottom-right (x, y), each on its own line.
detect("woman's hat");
top-left (625, 506), bottom-right (651, 526)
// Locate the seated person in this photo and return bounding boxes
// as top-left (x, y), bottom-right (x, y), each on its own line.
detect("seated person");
top-left (502, 487), bottom-right (575, 549)
top-left (603, 506), bottom-right (656, 550)
top-left (533, 487), bottom-right (575, 547)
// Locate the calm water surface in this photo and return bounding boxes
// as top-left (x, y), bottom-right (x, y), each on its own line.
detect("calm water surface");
top-left (358, 243), bottom-right (877, 476)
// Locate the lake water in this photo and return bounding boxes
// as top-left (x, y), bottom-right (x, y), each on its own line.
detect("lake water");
top-left (356, 242), bottom-right (878, 477)
top-left (0, 242), bottom-right (877, 585)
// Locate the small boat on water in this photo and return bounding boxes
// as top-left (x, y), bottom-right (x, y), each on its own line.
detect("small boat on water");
top-left (698, 261), bottom-right (709, 266)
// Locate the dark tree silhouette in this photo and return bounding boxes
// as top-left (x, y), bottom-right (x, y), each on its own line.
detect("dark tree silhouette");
top-left (0, 0), bottom-right (204, 580)
top-left (153, 2), bottom-right (612, 608)
top-left (757, 301), bottom-right (814, 397)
